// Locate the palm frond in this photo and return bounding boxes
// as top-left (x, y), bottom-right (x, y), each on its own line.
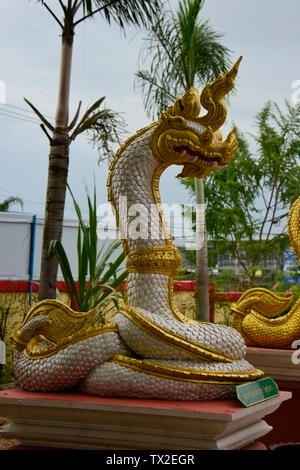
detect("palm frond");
top-left (76, 0), bottom-right (162, 29)
top-left (0, 197), bottom-right (23, 212)
top-left (136, 0), bottom-right (231, 118)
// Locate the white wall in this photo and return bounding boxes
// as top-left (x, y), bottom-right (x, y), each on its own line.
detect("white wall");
top-left (0, 211), bottom-right (122, 281)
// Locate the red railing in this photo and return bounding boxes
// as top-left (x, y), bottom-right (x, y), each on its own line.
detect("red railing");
top-left (0, 279), bottom-right (244, 323)
top-left (171, 280), bottom-right (239, 321)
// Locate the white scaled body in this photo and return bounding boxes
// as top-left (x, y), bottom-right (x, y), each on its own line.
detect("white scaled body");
top-left (12, 64), bottom-right (264, 399)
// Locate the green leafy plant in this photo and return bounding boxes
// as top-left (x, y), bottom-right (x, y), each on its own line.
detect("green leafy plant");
top-left (50, 186), bottom-right (127, 318)
top-left (181, 101), bottom-right (300, 286)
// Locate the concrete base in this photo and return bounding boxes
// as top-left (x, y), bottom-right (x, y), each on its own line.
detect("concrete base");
top-left (246, 347), bottom-right (300, 382)
top-left (246, 347), bottom-right (300, 446)
top-left (0, 388), bottom-right (291, 450)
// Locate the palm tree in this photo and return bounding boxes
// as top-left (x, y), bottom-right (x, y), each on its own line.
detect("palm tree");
top-left (136, 0), bottom-right (231, 320)
top-left (27, 1), bottom-right (162, 300)
top-left (0, 197), bottom-right (23, 212)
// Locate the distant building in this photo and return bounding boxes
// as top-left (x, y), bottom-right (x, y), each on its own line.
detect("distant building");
top-left (215, 251), bottom-right (283, 274)
top-left (181, 239), bottom-right (284, 275)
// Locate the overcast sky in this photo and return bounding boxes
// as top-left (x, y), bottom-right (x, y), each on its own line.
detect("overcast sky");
top-left (0, 0), bottom-right (299, 219)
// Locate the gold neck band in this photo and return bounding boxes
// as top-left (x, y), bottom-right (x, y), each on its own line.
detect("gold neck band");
top-left (126, 245), bottom-right (182, 277)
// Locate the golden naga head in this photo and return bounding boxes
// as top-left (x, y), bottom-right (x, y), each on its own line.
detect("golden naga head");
top-left (150, 57), bottom-right (242, 178)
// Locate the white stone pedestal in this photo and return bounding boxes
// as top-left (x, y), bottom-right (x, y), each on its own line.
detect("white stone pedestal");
top-left (246, 347), bottom-right (300, 382)
top-left (0, 388), bottom-right (291, 450)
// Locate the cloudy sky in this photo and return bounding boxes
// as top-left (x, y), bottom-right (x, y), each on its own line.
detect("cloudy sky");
top-left (0, 0), bottom-right (299, 219)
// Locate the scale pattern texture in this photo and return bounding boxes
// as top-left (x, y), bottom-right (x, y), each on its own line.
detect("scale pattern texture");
top-left (12, 71), bottom-right (264, 398)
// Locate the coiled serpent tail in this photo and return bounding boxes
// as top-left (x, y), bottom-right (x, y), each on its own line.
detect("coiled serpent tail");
top-left (12, 61), bottom-right (264, 399)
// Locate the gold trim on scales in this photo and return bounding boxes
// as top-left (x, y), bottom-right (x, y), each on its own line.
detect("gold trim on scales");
top-left (10, 299), bottom-right (118, 359)
top-left (119, 303), bottom-right (234, 363)
top-left (111, 354), bottom-right (264, 384)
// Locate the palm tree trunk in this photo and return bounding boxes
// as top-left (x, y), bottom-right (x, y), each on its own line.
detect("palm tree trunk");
top-left (194, 178), bottom-right (209, 321)
top-left (38, 23), bottom-right (74, 300)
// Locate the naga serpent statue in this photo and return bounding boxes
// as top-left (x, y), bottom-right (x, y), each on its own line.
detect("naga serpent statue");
top-left (231, 197), bottom-right (300, 349)
top-left (11, 58), bottom-right (264, 400)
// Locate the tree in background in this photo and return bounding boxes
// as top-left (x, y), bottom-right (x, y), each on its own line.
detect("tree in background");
top-left (136, 0), bottom-right (231, 320)
top-left (28, 0), bottom-right (161, 301)
top-left (0, 197), bottom-right (23, 212)
top-left (181, 100), bottom-right (300, 286)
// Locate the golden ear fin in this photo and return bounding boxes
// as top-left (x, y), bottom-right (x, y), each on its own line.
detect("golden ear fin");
top-left (197, 56), bottom-right (242, 132)
top-left (163, 87), bottom-right (201, 120)
top-left (176, 87), bottom-right (201, 118)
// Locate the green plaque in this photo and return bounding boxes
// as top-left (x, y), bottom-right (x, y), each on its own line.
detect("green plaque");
top-left (236, 377), bottom-right (279, 407)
